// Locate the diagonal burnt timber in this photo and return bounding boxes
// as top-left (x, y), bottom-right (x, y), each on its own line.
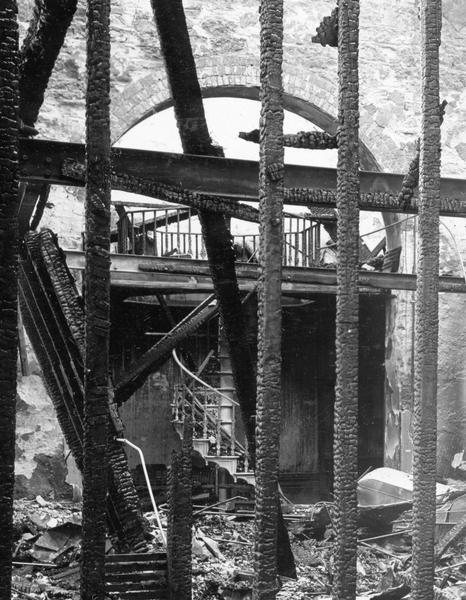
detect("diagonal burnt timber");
top-left (150, 0), bottom-right (258, 456)
top-left (18, 0), bottom-right (78, 234)
top-left (19, 230), bottom-right (147, 552)
top-left (114, 294), bottom-right (218, 405)
top-left (19, 0), bottom-right (78, 127)
top-left (18, 138), bottom-right (466, 217)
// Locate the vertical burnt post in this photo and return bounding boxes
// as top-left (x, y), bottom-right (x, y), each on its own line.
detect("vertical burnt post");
top-left (167, 415), bottom-right (193, 600)
top-left (412, 2), bottom-right (442, 599)
top-left (253, 0), bottom-right (284, 597)
top-left (81, 0), bottom-right (111, 598)
top-left (0, 2), bottom-right (19, 599)
top-left (334, 1), bottom-right (360, 600)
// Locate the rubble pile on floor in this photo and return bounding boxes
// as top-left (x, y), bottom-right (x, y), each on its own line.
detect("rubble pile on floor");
top-left (10, 477), bottom-right (466, 600)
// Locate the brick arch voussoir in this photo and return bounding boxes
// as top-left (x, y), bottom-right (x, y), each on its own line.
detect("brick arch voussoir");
top-left (111, 53), bottom-right (392, 173)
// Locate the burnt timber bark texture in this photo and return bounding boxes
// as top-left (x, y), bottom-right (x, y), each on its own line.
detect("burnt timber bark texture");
top-left (0, 3), bottom-right (19, 599)
top-left (61, 158), bottom-right (260, 223)
top-left (312, 7), bottom-right (339, 47)
top-left (334, 2), bottom-right (360, 600)
top-left (81, 0), bottom-right (111, 597)
top-left (411, 2), bottom-right (442, 600)
top-left (19, 230), bottom-right (147, 550)
top-left (114, 295), bottom-right (218, 405)
top-left (253, 0), bottom-right (284, 597)
top-left (167, 417), bottom-right (193, 600)
top-left (19, 0), bottom-right (77, 127)
top-left (239, 129), bottom-right (337, 149)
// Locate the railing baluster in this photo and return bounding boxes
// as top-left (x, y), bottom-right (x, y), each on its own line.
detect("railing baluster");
top-left (315, 223), bottom-right (320, 263)
top-left (230, 404), bottom-right (235, 456)
top-left (216, 395), bottom-right (221, 457)
top-left (188, 210), bottom-right (192, 255)
top-left (142, 211), bottom-right (146, 255)
top-left (203, 393), bottom-right (208, 439)
top-left (130, 212), bottom-right (135, 253)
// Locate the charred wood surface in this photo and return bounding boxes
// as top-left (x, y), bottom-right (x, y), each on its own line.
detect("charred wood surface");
top-left (0, 3), bottom-right (19, 598)
top-left (412, 2), bottom-right (442, 600)
top-left (61, 158), bottom-right (260, 224)
top-left (253, 0), bottom-right (285, 596)
top-left (167, 418), bottom-right (192, 600)
top-left (239, 128), bottom-right (337, 149)
top-left (312, 6), bottom-right (339, 47)
top-left (19, 0), bottom-right (77, 127)
top-left (81, 0), bottom-right (113, 595)
top-left (19, 231), bottom-right (147, 552)
top-left (334, 2), bottom-right (360, 599)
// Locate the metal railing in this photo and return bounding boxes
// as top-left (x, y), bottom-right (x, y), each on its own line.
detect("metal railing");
top-left (115, 206), bottom-right (323, 267)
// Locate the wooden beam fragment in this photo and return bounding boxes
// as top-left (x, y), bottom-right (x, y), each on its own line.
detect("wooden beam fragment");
top-left (81, 0), bottom-right (111, 597)
top-left (333, 1), bottom-right (360, 599)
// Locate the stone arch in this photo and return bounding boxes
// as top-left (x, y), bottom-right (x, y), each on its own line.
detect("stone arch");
top-left (110, 53), bottom-right (399, 173)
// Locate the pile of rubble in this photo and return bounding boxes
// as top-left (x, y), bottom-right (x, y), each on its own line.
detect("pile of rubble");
top-left (9, 467), bottom-right (466, 600)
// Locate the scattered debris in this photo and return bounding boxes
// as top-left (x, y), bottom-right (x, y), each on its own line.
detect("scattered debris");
top-left (11, 488), bottom-right (466, 600)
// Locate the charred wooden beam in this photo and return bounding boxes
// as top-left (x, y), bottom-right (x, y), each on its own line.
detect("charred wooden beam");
top-left (81, 0), bottom-right (112, 597)
top-left (150, 0), bottom-right (258, 456)
top-left (412, 2), bottom-right (442, 600)
top-left (20, 231), bottom-right (147, 551)
top-left (239, 128), bottom-right (338, 149)
top-left (253, 0), bottom-right (285, 594)
top-left (312, 6), bottom-right (338, 47)
top-left (167, 417), bottom-right (193, 600)
top-left (19, 0), bottom-right (77, 127)
top-left (62, 158), bottom-right (260, 223)
top-left (0, 3), bottom-right (20, 598)
top-left (333, 1), bottom-right (360, 599)
top-left (18, 138), bottom-right (466, 217)
top-left (114, 294), bottom-right (218, 405)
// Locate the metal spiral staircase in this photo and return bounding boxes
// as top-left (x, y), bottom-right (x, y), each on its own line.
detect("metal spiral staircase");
top-left (171, 344), bottom-right (255, 488)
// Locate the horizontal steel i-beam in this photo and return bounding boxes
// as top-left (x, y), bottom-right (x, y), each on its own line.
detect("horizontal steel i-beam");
top-left (64, 250), bottom-right (466, 294)
top-left (19, 138), bottom-right (466, 217)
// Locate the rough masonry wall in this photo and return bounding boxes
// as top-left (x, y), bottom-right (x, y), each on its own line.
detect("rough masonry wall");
top-left (15, 0), bottom-right (466, 493)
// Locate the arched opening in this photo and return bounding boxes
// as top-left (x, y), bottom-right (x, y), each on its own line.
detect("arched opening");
top-left (110, 95), bottom-right (386, 501)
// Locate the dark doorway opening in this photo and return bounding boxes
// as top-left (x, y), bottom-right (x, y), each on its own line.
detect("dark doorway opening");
top-left (279, 294), bottom-right (386, 503)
